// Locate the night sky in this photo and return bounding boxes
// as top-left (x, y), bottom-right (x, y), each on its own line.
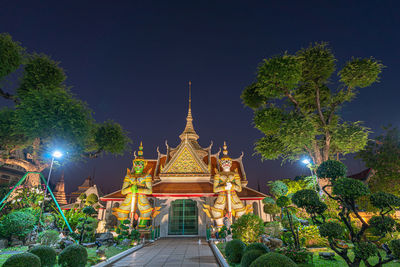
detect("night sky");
top-left (1, 1), bottom-right (399, 195)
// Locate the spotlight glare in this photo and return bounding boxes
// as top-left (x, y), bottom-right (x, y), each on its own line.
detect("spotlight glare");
top-left (52, 151), bottom-right (63, 158)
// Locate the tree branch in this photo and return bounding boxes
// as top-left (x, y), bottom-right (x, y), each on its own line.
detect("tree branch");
top-left (315, 85), bottom-right (326, 126)
top-left (0, 158), bottom-right (36, 171)
top-left (0, 87), bottom-right (18, 103)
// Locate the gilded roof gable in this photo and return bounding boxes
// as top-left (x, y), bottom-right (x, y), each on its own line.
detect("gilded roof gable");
top-left (161, 139), bottom-right (209, 175)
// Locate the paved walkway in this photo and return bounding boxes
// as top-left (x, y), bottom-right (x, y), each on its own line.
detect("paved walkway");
top-left (110, 237), bottom-right (219, 267)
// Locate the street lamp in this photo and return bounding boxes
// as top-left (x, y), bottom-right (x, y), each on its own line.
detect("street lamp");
top-left (43, 150), bottom-right (63, 196)
top-left (40, 150), bottom-right (63, 221)
top-left (301, 158), bottom-right (320, 195)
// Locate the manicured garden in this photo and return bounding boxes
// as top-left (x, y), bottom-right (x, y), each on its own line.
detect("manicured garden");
top-left (212, 160), bottom-right (400, 267)
top-left (0, 185), bottom-right (142, 267)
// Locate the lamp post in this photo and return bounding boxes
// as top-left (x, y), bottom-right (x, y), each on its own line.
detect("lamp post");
top-left (43, 151), bottom-right (63, 197)
top-left (301, 158), bottom-right (321, 195)
top-left (39, 150), bottom-right (63, 223)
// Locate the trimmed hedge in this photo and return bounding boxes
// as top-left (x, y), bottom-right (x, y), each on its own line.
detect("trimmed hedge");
top-left (244, 242), bottom-right (270, 254)
top-left (241, 250), bottom-right (265, 267)
top-left (3, 252), bottom-right (41, 267)
top-left (58, 244), bottom-right (88, 267)
top-left (30, 245), bottom-right (57, 267)
top-left (225, 239), bottom-right (246, 263)
top-left (250, 252), bottom-right (298, 267)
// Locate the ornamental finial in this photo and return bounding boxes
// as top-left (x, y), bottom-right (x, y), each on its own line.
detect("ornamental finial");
top-left (134, 142), bottom-right (144, 159)
top-left (221, 141), bottom-right (231, 160)
top-left (179, 81), bottom-right (199, 141)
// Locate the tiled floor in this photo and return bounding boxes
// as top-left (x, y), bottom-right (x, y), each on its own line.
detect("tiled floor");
top-left (110, 237), bottom-right (219, 267)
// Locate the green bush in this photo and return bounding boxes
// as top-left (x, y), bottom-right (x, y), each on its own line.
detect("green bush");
top-left (370, 192), bottom-right (400, 209)
top-left (276, 196), bottom-right (290, 208)
top-left (368, 216), bottom-right (396, 236)
top-left (30, 245), bottom-right (57, 267)
top-left (86, 193), bottom-right (98, 205)
top-left (275, 247), bottom-right (312, 263)
top-left (241, 249), bottom-right (265, 267)
top-left (268, 180), bottom-right (288, 197)
top-left (316, 160), bottom-right (347, 181)
top-left (0, 210), bottom-right (35, 238)
top-left (232, 214), bottom-right (264, 244)
top-left (38, 229), bottom-right (60, 246)
top-left (249, 252), bottom-right (298, 267)
top-left (225, 239), bottom-right (246, 263)
top-left (353, 242), bottom-right (377, 260)
top-left (319, 222), bottom-right (344, 239)
top-left (58, 244), bottom-right (88, 267)
top-left (332, 177), bottom-right (370, 200)
top-left (298, 225), bottom-right (328, 248)
top-left (244, 242), bottom-right (270, 253)
top-left (3, 252), bottom-right (41, 267)
top-left (389, 239), bottom-right (400, 259)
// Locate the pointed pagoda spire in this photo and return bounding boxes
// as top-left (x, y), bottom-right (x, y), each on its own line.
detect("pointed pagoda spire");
top-left (54, 171), bottom-right (68, 205)
top-left (179, 81), bottom-right (199, 141)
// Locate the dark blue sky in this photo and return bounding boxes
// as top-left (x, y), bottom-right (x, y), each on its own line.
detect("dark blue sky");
top-left (1, 1), bottom-right (399, 194)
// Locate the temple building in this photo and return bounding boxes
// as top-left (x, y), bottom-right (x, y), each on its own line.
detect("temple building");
top-left (100, 89), bottom-right (269, 237)
top-left (60, 176), bottom-right (105, 214)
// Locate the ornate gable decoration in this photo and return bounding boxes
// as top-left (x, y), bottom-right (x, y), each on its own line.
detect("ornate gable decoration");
top-left (162, 141), bottom-right (209, 174)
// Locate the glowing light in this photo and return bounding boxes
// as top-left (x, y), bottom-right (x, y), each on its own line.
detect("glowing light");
top-left (52, 151), bottom-right (63, 158)
top-left (302, 158), bottom-right (310, 165)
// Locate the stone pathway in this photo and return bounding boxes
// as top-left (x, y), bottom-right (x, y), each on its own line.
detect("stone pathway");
top-left (110, 237), bottom-right (219, 267)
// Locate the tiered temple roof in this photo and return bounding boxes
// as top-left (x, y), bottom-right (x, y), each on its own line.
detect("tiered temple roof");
top-left (101, 83), bottom-right (266, 201)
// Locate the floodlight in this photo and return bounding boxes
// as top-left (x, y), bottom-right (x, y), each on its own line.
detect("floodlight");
top-left (52, 151), bottom-right (63, 158)
top-left (302, 158), bottom-right (310, 165)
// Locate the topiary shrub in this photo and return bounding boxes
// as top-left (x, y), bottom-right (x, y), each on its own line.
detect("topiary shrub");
top-left (225, 239), bottom-right (246, 263)
top-left (316, 160), bottom-right (347, 181)
top-left (30, 245), bottom-right (57, 267)
top-left (38, 229), bottom-right (60, 246)
top-left (58, 244), bottom-right (88, 267)
top-left (389, 239), bottom-right (400, 259)
top-left (241, 249), bottom-right (265, 267)
top-left (332, 177), bottom-right (370, 200)
top-left (353, 242), bottom-right (377, 260)
top-left (370, 192), bottom-right (400, 209)
top-left (244, 242), bottom-right (269, 254)
top-left (3, 252), bottom-right (41, 267)
top-left (86, 193), bottom-right (98, 205)
top-left (0, 210), bottom-right (35, 239)
top-left (249, 252), bottom-right (298, 267)
top-left (368, 216), bottom-right (396, 236)
top-left (268, 180), bottom-right (288, 197)
top-left (319, 222), bottom-right (344, 239)
top-left (292, 189), bottom-right (327, 224)
top-left (232, 214), bottom-right (264, 244)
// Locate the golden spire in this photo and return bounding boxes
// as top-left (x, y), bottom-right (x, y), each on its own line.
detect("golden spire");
top-left (179, 81), bottom-right (199, 141)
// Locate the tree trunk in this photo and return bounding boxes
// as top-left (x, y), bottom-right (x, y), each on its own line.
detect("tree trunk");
top-left (24, 172), bottom-right (41, 187)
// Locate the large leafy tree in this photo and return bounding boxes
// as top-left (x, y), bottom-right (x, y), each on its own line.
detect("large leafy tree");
top-left (357, 126), bottom-right (400, 197)
top-left (241, 42), bottom-right (383, 164)
top-left (0, 33), bottom-right (131, 185)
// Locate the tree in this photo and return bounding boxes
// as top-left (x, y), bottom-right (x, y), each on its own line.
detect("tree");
top-left (241, 42), bottom-right (383, 165)
top-left (0, 33), bottom-right (131, 185)
top-left (292, 160), bottom-right (400, 267)
top-left (357, 126), bottom-right (400, 197)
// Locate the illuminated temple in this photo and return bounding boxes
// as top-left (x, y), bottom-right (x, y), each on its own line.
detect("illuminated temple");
top-left (100, 88), bottom-right (268, 237)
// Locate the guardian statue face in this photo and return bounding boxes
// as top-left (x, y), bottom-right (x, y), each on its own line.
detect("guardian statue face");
top-left (133, 160), bottom-right (145, 174)
top-left (220, 158), bottom-right (232, 171)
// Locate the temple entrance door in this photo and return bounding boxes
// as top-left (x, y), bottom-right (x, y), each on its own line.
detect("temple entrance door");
top-left (168, 199), bottom-right (198, 235)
